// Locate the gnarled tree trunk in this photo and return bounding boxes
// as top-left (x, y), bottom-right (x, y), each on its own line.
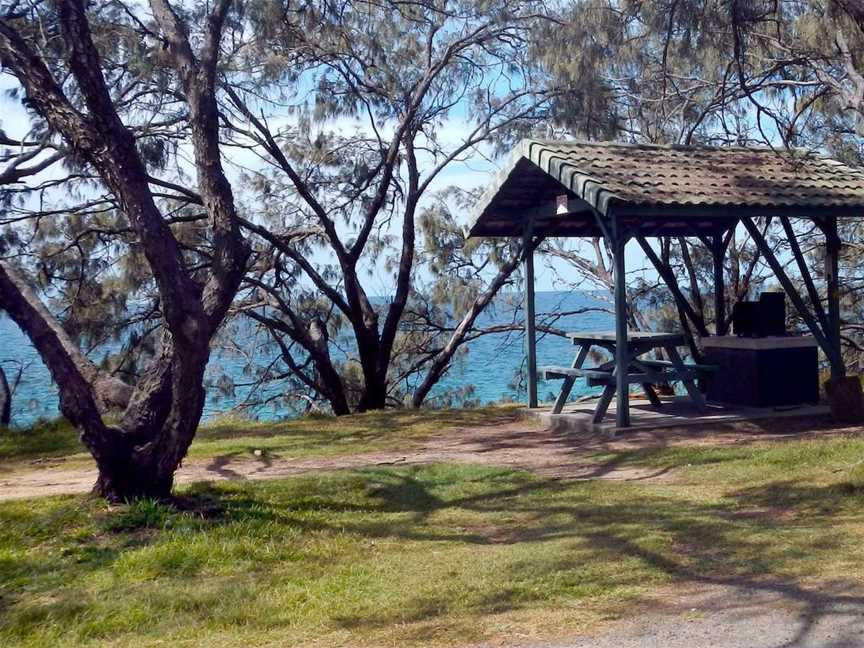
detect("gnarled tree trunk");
top-left (0, 0), bottom-right (248, 501)
top-left (94, 340), bottom-right (211, 500)
top-left (0, 261), bottom-right (214, 500)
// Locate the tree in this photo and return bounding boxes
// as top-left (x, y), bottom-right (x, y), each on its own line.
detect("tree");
top-left (535, 0), bottom-right (864, 150)
top-left (219, 0), bottom-right (555, 413)
top-left (533, 0), bottom-right (752, 146)
top-left (0, 0), bottom-right (249, 500)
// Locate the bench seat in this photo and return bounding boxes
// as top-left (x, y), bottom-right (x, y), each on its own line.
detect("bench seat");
top-left (541, 366), bottom-right (612, 381)
top-left (540, 362), bottom-right (711, 387)
top-left (540, 365), bottom-right (696, 386)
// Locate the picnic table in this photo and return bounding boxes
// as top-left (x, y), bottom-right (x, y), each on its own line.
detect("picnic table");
top-left (541, 331), bottom-right (712, 423)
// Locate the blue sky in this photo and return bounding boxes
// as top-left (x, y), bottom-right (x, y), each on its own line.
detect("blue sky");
top-left (1, 69), bottom-right (661, 296)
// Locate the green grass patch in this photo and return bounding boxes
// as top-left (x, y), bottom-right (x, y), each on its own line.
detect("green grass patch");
top-left (4, 438), bottom-right (864, 647)
top-left (0, 405), bottom-right (523, 472)
top-left (587, 433), bottom-right (864, 489)
top-left (187, 405), bottom-right (522, 461)
top-left (0, 419), bottom-right (84, 466)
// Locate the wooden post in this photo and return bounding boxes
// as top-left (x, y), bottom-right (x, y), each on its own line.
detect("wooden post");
top-left (523, 222), bottom-right (538, 408)
top-left (825, 216), bottom-right (844, 378)
top-left (0, 365), bottom-right (9, 427)
top-left (613, 230), bottom-right (630, 427)
top-left (712, 235), bottom-right (725, 336)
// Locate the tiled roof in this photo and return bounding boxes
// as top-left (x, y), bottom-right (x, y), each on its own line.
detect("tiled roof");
top-left (469, 139), bottom-right (864, 237)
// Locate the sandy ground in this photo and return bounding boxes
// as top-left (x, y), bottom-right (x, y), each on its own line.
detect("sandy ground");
top-left (513, 581), bottom-right (864, 648)
top-left (1, 414), bottom-right (860, 501)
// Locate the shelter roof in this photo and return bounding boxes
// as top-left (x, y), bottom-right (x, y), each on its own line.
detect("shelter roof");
top-left (468, 140), bottom-right (864, 238)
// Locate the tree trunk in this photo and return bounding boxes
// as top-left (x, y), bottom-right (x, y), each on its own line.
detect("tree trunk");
top-left (0, 0), bottom-right (248, 502)
top-left (305, 319), bottom-right (351, 415)
top-left (94, 341), bottom-right (209, 501)
top-left (325, 387), bottom-right (351, 416)
top-left (357, 373), bottom-right (388, 412)
top-left (0, 365), bottom-right (10, 427)
top-left (0, 259), bottom-right (215, 502)
top-left (92, 440), bottom-right (175, 501)
top-left (351, 307), bottom-right (388, 412)
top-left (92, 398), bottom-right (206, 501)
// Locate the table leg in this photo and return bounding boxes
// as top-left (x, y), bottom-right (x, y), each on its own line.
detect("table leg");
top-left (593, 384), bottom-right (616, 423)
top-left (629, 358), bottom-right (663, 407)
top-left (591, 344), bottom-right (619, 424)
top-left (552, 377), bottom-right (575, 415)
top-left (664, 345), bottom-right (706, 411)
top-left (552, 344), bottom-right (590, 414)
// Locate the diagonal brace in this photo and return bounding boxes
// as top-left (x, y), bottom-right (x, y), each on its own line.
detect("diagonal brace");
top-left (779, 216), bottom-right (831, 336)
top-left (740, 217), bottom-right (843, 372)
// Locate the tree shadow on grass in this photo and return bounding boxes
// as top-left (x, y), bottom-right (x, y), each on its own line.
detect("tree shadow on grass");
top-left (5, 460), bottom-right (864, 646)
top-left (188, 465), bottom-right (864, 645)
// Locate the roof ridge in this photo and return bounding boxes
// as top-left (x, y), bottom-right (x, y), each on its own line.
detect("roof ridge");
top-left (520, 138), bottom-right (843, 159)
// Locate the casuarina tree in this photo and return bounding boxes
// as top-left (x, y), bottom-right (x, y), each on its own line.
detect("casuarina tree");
top-left (0, 0), bottom-right (249, 500)
top-left (219, 0), bottom-right (555, 413)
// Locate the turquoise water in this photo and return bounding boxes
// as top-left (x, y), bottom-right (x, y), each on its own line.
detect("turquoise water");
top-left (0, 291), bottom-right (612, 427)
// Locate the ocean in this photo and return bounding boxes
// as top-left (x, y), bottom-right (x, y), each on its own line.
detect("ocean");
top-left (0, 291), bottom-right (612, 427)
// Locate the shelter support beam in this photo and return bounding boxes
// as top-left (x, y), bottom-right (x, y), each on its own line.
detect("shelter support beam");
top-left (636, 237), bottom-right (708, 337)
top-left (780, 216), bottom-right (831, 337)
top-left (712, 235), bottom-right (726, 335)
top-left (824, 216), bottom-right (845, 378)
top-left (613, 228), bottom-right (630, 428)
top-left (740, 217), bottom-right (844, 376)
top-left (523, 221), bottom-right (538, 408)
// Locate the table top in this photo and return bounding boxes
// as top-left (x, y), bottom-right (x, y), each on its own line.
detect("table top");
top-left (566, 331), bottom-right (685, 345)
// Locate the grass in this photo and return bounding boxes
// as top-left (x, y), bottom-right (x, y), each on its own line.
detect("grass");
top-left (0, 405), bottom-right (523, 472)
top-left (0, 419), bottom-right (85, 466)
top-left (189, 405), bottom-right (521, 460)
top-left (3, 429), bottom-right (864, 647)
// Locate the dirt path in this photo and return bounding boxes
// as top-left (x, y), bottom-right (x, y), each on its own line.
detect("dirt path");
top-left (1, 415), bottom-right (859, 501)
top-left (510, 581), bottom-right (864, 648)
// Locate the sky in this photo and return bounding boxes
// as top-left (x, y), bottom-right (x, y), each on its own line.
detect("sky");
top-left (0, 68), bottom-right (660, 298)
